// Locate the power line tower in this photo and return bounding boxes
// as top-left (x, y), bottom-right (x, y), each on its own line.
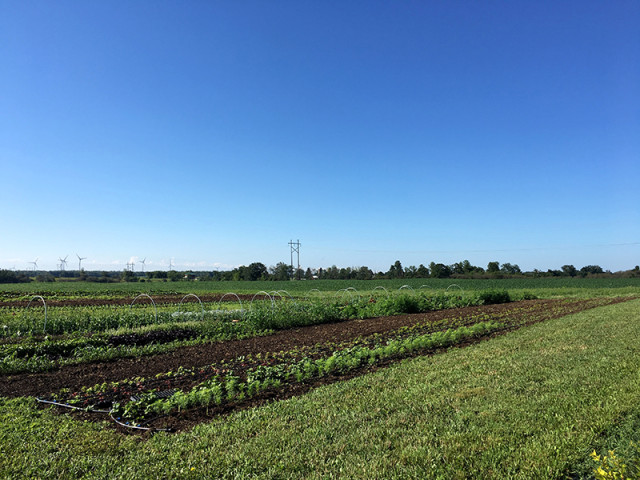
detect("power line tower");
top-left (288, 239), bottom-right (301, 280)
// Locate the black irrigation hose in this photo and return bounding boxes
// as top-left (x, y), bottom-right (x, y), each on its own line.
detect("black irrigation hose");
top-left (36, 397), bottom-right (172, 433)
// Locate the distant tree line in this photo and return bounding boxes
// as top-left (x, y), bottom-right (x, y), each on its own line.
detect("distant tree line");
top-left (0, 269), bottom-right (31, 283)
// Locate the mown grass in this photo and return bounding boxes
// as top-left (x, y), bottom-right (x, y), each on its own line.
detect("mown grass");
top-left (1, 300), bottom-right (639, 479)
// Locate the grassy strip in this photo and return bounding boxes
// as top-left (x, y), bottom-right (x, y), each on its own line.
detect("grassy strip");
top-left (1, 300), bottom-right (639, 478)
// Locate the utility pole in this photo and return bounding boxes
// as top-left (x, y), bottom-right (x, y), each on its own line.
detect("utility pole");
top-left (288, 239), bottom-right (301, 280)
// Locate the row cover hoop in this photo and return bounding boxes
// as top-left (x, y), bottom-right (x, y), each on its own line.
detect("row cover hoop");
top-left (372, 286), bottom-right (389, 296)
top-left (129, 294), bottom-right (158, 323)
top-left (218, 293), bottom-right (244, 318)
top-left (250, 291), bottom-right (274, 309)
top-left (304, 289), bottom-right (321, 302)
top-left (336, 287), bottom-right (360, 302)
top-left (269, 290), bottom-right (295, 303)
top-left (11, 285), bottom-right (472, 335)
top-left (178, 294), bottom-right (204, 321)
top-left (26, 295), bottom-right (48, 334)
top-left (277, 290), bottom-right (294, 301)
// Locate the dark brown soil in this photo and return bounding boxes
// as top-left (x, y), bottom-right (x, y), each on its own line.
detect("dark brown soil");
top-left (2, 296), bottom-right (631, 434)
top-left (1, 298), bottom-right (625, 400)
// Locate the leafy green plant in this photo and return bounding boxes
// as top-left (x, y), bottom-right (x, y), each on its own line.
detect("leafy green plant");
top-left (477, 290), bottom-right (511, 305)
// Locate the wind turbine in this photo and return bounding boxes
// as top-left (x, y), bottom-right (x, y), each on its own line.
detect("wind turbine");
top-left (139, 258), bottom-right (146, 272)
top-left (77, 254), bottom-right (86, 271)
top-left (169, 258), bottom-right (174, 271)
top-left (30, 258), bottom-right (39, 271)
top-left (58, 255), bottom-right (68, 271)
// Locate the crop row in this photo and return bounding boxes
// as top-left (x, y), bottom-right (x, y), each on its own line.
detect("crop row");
top-left (38, 298), bottom-right (609, 431)
top-left (48, 320), bottom-right (504, 430)
top-left (1, 289), bottom-right (515, 337)
top-left (0, 291), bottom-right (515, 374)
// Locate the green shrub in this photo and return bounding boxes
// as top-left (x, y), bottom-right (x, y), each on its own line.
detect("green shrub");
top-left (477, 290), bottom-right (511, 305)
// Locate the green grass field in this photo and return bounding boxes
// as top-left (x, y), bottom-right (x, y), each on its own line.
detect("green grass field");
top-left (2, 276), bottom-right (639, 299)
top-left (1, 298), bottom-right (639, 479)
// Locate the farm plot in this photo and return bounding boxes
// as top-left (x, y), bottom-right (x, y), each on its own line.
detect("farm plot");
top-left (0, 289), bottom-right (508, 373)
top-left (1, 295), bottom-right (628, 433)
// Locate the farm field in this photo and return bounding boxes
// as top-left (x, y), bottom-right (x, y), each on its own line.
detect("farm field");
top-left (1, 279), bottom-right (639, 478)
top-left (2, 276), bottom-right (640, 300)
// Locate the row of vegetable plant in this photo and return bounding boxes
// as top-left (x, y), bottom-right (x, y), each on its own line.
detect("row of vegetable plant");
top-left (0, 291), bottom-right (520, 374)
top-left (36, 297), bottom-right (621, 431)
top-left (1, 289), bottom-right (520, 337)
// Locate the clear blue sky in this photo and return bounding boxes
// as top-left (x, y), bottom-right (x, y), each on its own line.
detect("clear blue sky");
top-left (1, 1), bottom-right (638, 273)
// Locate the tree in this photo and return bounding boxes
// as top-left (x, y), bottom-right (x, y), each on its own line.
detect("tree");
top-left (270, 262), bottom-right (293, 281)
top-left (561, 265), bottom-right (577, 277)
top-left (121, 269), bottom-right (137, 282)
top-left (500, 263), bottom-right (521, 275)
top-left (451, 261), bottom-right (468, 275)
top-left (35, 272), bottom-right (55, 282)
top-left (356, 266), bottom-right (373, 280)
top-left (487, 261), bottom-right (500, 274)
top-left (339, 267), bottom-right (351, 280)
top-left (246, 262), bottom-right (268, 281)
top-left (579, 265), bottom-right (603, 277)
top-left (429, 262), bottom-right (451, 278)
top-left (322, 265), bottom-right (339, 279)
top-left (167, 270), bottom-right (183, 282)
top-left (387, 260), bottom-right (404, 279)
top-left (0, 269), bottom-right (31, 283)
top-left (304, 267), bottom-right (314, 280)
top-left (416, 264), bottom-right (429, 278)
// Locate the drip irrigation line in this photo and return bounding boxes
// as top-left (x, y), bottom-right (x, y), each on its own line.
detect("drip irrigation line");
top-left (36, 397), bottom-right (110, 413)
top-left (36, 397), bottom-right (172, 433)
top-left (110, 412), bottom-right (172, 432)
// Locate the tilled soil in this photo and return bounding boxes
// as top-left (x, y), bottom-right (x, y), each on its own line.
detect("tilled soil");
top-left (0, 298), bottom-right (625, 401)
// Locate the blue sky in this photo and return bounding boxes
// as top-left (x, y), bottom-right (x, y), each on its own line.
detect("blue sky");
top-left (1, 1), bottom-right (638, 273)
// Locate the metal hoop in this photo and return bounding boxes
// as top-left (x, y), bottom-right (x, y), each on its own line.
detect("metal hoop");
top-left (129, 294), bottom-right (158, 323)
top-left (304, 288), bottom-right (321, 302)
top-left (250, 291), bottom-right (274, 309)
top-left (218, 293), bottom-right (244, 318)
top-left (178, 294), bottom-right (205, 321)
top-left (26, 295), bottom-right (48, 334)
